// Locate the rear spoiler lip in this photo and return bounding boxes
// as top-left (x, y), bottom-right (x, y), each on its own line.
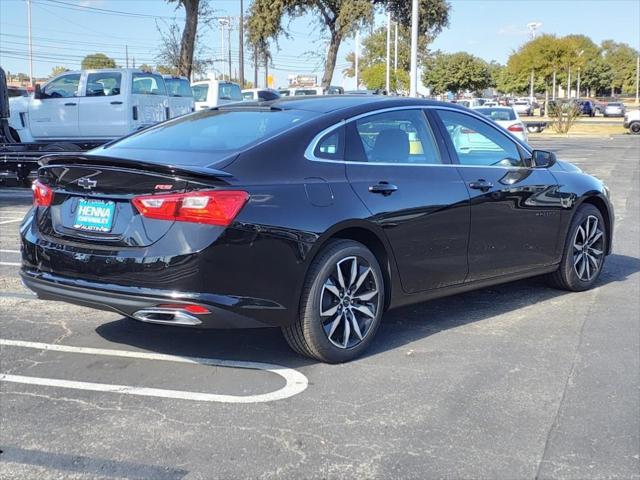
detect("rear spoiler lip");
top-left (38, 153), bottom-right (233, 180)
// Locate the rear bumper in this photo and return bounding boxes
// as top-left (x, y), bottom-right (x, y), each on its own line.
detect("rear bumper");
top-left (20, 269), bottom-right (275, 329)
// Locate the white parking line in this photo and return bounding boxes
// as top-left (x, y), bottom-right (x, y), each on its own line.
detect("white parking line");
top-left (0, 219), bottom-right (22, 225)
top-left (0, 339), bottom-right (309, 403)
top-left (0, 262), bottom-right (20, 266)
top-left (0, 249), bottom-right (20, 253)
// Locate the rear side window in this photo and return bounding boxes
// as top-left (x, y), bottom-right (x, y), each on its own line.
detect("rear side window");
top-left (85, 72), bottom-right (121, 97)
top-left (132, 73), bottom-right (166, 95)
top-left (314, 128), bottom-right (343, 160)
top-left (109, 109), bottom-right (313, 153)
top-left (349, 109), bottom-right (442, 164)
top-left (242, 91), bottom-right (254, 100)
top-left (192, 84), bottom-right (209, 102)
top-left (436, 110), bottom-right (524, 167)
top-left (165, 78), bottom-right (193, 97)
top-left (218, 83), bottom-right (242, 101)
top-left (41, 73), bottom-right (80, 98)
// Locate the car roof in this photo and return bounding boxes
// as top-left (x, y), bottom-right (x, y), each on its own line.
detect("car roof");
top-left (228, 95), bottom-right (467, 114)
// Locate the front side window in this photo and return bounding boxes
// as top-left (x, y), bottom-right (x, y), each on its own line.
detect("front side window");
top-left (436, 110), bottom-right (524, 167)
top-left (218, 83), bottom-right (242, 101)
top-left (349, 109), bottom-right (442, 165)
top-left (85, 72), bottom-right (121, 97)
top-left (41, 74), bottom-right (80, 98)
top-left (132, 73), bottom-right (166, 95)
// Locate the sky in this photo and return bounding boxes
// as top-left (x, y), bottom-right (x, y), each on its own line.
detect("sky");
top-left (1, 0), bottom-right (639, 91)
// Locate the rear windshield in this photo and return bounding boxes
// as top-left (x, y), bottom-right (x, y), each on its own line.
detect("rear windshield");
top-left (107, 109), bottom-right (313, 153)
top-left (475, 108), bottom-right (517, 121)
top-left (608, 102), bottom-right (622, 106)
top-left (294, 89), bottom-right (318, 96)
top-left (192, 84), bottom-right (209, 102)
top-left (165, 78), bottom-right (193, 97)
top-left (514, 101), bottom-right (529, 105)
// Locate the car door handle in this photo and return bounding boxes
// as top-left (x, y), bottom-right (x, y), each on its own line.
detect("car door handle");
top-left (368, 182), bottom-right (398, 196)
top-left (110, 101), bottom-right (123, 105)
top-left (469, 180), bottom-right (494, 192)
top-left (64, 102), bottom-right (77, 106)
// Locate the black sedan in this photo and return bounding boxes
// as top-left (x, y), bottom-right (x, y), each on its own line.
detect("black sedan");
top-left (21, 97), bottom-right (614, 363)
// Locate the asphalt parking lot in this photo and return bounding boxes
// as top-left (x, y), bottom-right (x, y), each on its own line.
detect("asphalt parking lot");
top-left (1, 135), bottom-right (638, 479)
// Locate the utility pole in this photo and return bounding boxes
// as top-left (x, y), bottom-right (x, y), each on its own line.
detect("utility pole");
top-left (227, 16), bottom-right (232, 82)
top-left (636, 55), bottom-right (640, 103)
top-left (27, 0), bottom-right (33, 85)
top-left (253, 45), bottom-right (258, 88)
top-left (239, 0), bottom-right (244, 87)
top-left (409, 0), bottom-right (418, 97)
top-left (354, 29), bottom-right (360, 90)
top-left (394, 21), bottom-right (398, 91)
top-left (125, 45), bottom-right (129, 68)
top-left (219, 18), bottom-right (228, 80)
top-left (385, 11), bottom-right (391, 94)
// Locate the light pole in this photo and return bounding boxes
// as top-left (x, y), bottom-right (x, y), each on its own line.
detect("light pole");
top-left (239, 0), bottom-right (244, 87)
top-left (576, 50), bottom-right (584, 99)
top-left (27, 0), bottom-right (33, 85)
top-left (526, 22), bottom-right (542, 102)
top-left (636, 55), bottom-right (639, 104)
top-left (354, 29), bottom-right (360, 90)
top-left (409, 0), bottom-right (419, 97)
top-left (385, 11), bottom-right (391, 93)
top-left (218, 18), bottom-right (230, 80)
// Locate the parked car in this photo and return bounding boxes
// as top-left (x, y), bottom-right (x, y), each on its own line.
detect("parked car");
top-left (513, 100), bottom-right (533, 116)
top-left (8, 86), bottom-right (29, 98)
top-left (577, 99), bottom-right (595, 117)
top-left (483, 101), bottom-right (499, 108)
top-left (593, 100), bottom-right (607, 115)
top-left (623, 109), bottom-right (640, 134)
top-left (278, 89), bottom-right (292, 97)
top-left (21, 96), bottom-right (613, 363)
top-left (162, 75), bottom-right (195, 117)
top-left (326, 86), bottom-right (344, 95)
top-left (8, 68), bottom-right (170, 143)
top-left (291, 87), bottom-right (325, 96)
top-left (242, 88), bottom-right (281, 101)
top-left (604, 102), bottom-right (625, 117)
top-left (472, 106), bottom-right (528, 142)
top-left (191, 80), bottom-right (242, 110)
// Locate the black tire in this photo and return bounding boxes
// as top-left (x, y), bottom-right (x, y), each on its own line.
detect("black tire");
top-left (43, 142), bottom-right (83, 152)
top-left (547, 204), bottom-right (607, 291)
top-left (282, 239), bottom-right (385, 363)
top-left (630, 121), bottom-right (640, 135)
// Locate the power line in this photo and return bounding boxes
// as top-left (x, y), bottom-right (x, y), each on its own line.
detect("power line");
top-left (37, 0), bottom-right (184, 20)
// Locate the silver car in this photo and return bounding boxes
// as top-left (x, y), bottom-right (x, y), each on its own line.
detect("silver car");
top-left (604, 102), bottom-right (625, 117)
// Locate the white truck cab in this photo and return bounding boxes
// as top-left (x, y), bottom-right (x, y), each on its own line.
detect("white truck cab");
top-left (8, 68), bottom-right (172, 143)
top-left (162, 75), bottom-right (195, 117)
top-left (191, 80), bottom-right (243, 110)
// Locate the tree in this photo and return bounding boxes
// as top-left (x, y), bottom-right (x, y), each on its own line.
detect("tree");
top-left (247, 0), bottom-right (450, 88)
top-left (360, 63), bottom-right (409, 91)
top-left (50, 66), bottom-right (68, 77)
top-left (601, 40), bottom-right (639, 95)
top-left (166, 0), bottom-right (210, 78)
top-left (81, 53), bottom-right (116, 70)
top-left (423, 52), bottom-right (491, 95)
top-left (156, 19), bottom-right (212, 78)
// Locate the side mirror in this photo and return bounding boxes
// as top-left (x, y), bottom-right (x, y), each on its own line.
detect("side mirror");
top-left (531, 149), bottom-right (556, 168)
top-left (34, 84), bottom-right (42, 100)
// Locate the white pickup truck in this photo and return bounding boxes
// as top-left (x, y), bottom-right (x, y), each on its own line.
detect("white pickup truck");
top-left (8, 68), bottom-right (191, 143)
top-left (624, 109), bottom-right (640, 135)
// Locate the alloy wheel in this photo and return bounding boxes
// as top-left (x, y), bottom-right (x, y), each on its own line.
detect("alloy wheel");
top-left (319, 256), bottom-right (380, 349)
top-left (573, 215), bottom-right (605, 282)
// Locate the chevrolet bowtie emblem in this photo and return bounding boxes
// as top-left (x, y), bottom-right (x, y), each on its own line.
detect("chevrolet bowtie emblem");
top-left (77, 177), bottom-right (97, 190)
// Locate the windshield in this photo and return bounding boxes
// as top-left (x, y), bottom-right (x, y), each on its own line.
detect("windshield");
top-left (475, 108), bottom-right (517, 121)
top-left (192, 84), bottom-right (209, 102)
top-left (165, 78), bottom-right (193, 97)
top-left (107, 109), bottom-right (313, 155)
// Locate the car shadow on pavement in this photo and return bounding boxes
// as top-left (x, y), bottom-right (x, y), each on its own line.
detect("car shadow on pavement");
top-left (96, 254), bottom-right (639, 365)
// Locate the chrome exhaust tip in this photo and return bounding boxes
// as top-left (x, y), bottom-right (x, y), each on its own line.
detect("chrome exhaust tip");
top-left (132, 308), bottom-right (203, 326)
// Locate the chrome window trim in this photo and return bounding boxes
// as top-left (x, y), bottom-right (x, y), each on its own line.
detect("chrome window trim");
top-left (304, 105), bottom-right (533, 166)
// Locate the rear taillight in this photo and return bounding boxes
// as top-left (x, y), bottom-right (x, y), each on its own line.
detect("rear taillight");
top-left (508, 124), bottom-right (524, 132)
top-left (32, 179), bottom-right (53, 207)
top-left (132, 190), bottom-right (249, 226)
